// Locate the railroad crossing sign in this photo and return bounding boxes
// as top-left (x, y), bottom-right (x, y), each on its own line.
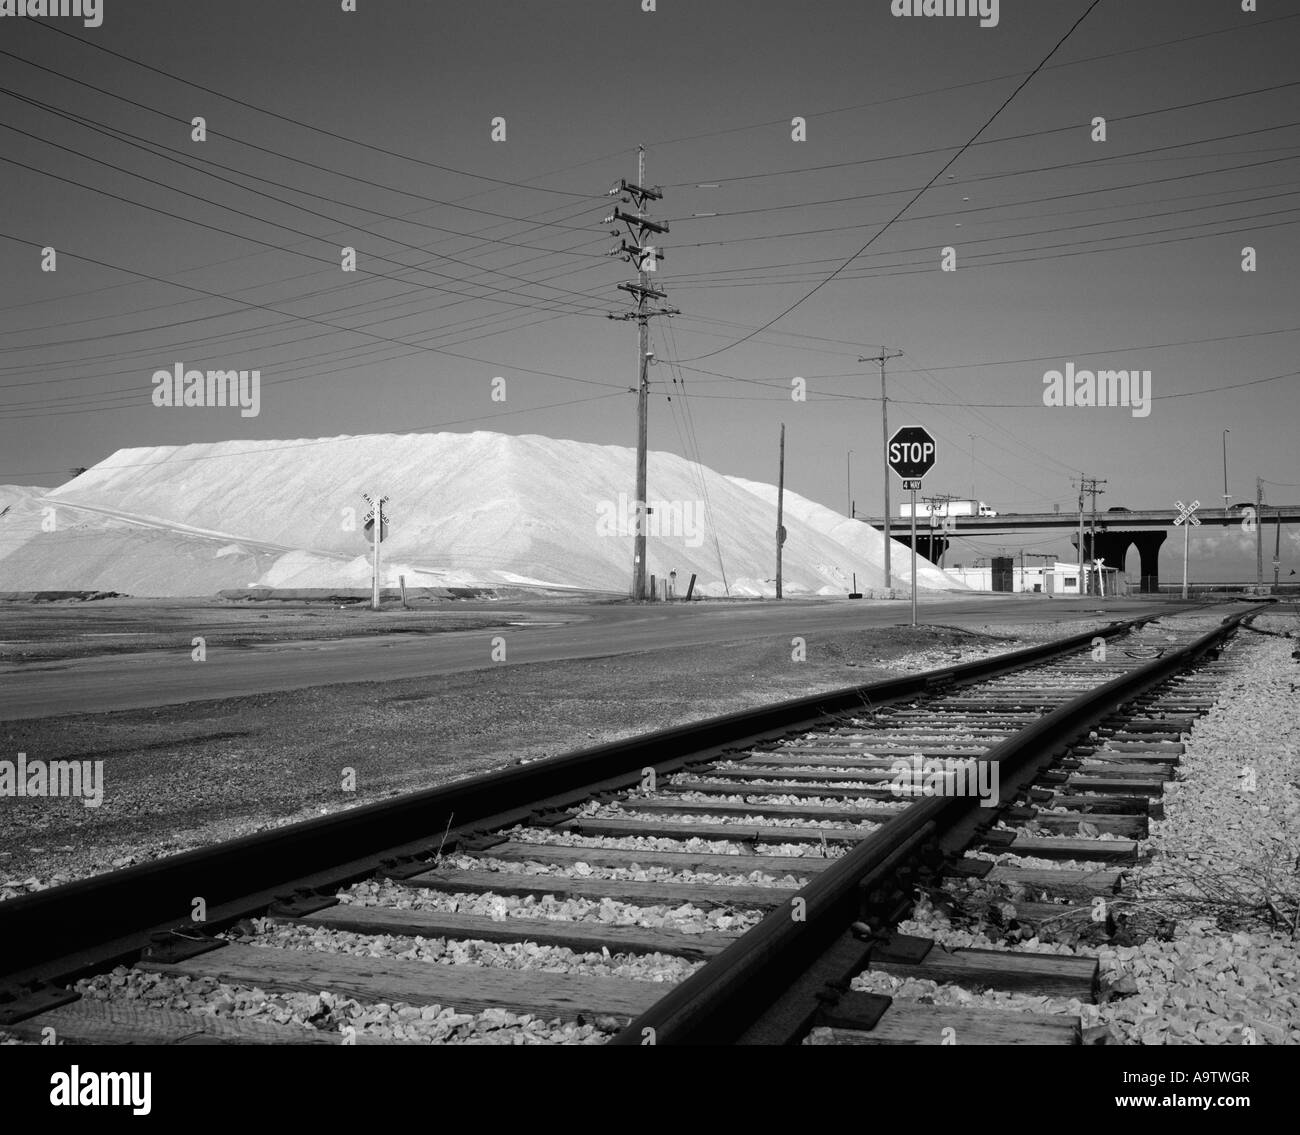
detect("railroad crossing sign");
top-left (887, 426), bottom-right (937, 481)
top-left (1173, 500), bottom-right (1199, 600)
top-left (363, 493), bottom-right (390, 543)
top-left (1173, 499), bottom-right (1201, 527)
top-left (362, 492), bottom-right (390, 613)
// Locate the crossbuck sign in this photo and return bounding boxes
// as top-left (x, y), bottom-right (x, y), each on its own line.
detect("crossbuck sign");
top-left (1173, 500), bottom-right (1201, 528)
top-left (1173, 499), bottom-right (1200, 599)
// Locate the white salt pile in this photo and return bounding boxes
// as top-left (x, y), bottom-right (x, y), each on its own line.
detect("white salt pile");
top-left (0, 431), bottom-right (961, 598)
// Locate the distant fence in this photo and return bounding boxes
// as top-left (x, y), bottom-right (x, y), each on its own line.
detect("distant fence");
top-left (1154, 582), bottom-right (1299, 597)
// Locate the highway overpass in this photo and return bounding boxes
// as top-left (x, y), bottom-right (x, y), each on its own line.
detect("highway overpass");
top-left (853, 506), bottom-right (1298, 592)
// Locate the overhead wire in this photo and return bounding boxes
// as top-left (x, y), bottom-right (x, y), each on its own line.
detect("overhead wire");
top-left (667, 0), bottom-right (1110, 362)
top-left (27, 23), bottom-right (602, 200)
top-left (648, 11), bottom-right (1300, 157)
top-left (0, 129), bottom-right (613, 320)
top-left (659, 317), bottom-right (730, 593)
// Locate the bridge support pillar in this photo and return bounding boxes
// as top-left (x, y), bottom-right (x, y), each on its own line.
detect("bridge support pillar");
top-left (893, 534), bottom-right (948, 564)
top-left (1072, 529), bottom-right (1167, 592)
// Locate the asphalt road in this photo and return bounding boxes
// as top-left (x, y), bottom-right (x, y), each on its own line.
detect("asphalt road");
top-left (0, 595), bottom-right (1175, 720)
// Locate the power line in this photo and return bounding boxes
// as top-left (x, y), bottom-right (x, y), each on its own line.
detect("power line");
top-left (668, 213), bottom-right (1300, 296)
top-left (27, 23), bottom-right (601, 200)
top-left (670, 166), bottom-right (1300, 268)
top-left (0, 129), bottom-right (612, 319)
top-left (669, 0), bottom-right (1104, 363)
top-left (668, 81), bottom-right (1300, 194)
top-left (0, 204), bottom-right (613, 384)
top-left (650, 12), bottom-right (1300, 159)
top-left (669, 139), bottom-right (1300, 243)
top-left (670, 186), bottom-right (1300, 289)
top-left (0, 389), bottom-right (629, 474)
top-left (0, 67), bottom-right (601, 242)
top-left (0, 229), bottom-right (630, 401)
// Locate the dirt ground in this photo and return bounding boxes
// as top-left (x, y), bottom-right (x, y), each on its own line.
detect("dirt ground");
top-left (0, 604), bottom-right (1113, 893)
top-left (0, 595), bottom-right (569, 664)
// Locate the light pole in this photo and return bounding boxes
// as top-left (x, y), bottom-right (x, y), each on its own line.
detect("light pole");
top-left (1222, 429), bottom-right (1230, 509)
top-left (846, 450), bottom-right (853, 517)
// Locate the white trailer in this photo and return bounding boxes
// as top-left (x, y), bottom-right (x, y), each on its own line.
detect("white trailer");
top-left (899, 498), bottom-right (998, 518)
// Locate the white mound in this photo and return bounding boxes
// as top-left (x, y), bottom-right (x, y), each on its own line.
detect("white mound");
top-left (0, 432), bottom-right (962, 597)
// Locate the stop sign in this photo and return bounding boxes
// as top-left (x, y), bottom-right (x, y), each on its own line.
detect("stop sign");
top-left (887, 426), bottom-right (937, 480)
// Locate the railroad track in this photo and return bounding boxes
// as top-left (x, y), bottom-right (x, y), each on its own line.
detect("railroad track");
top-left (0, 604), bottom-right (1269, 1046)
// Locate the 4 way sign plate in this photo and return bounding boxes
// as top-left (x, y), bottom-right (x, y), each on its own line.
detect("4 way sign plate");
top-left (901, 478), bottom-right (923, 491)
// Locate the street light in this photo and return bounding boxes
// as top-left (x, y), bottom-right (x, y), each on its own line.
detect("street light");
top-left (1222, 429), bottom-right (1230, 509)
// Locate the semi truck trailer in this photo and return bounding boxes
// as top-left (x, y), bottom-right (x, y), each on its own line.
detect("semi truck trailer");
top-left (899, 499), bottom-right (998, 518)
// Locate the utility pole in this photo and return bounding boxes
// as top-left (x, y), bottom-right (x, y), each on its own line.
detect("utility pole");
top-left (776, 423), bottom-right (786, 599)
top-left (1274, 504), bottom-right (1282, 591)
top-left (1075, 484), bottom-right (1086, 594)
top-left (860, 347), bottom-right (903, 588)
top-left (605, 147), bottom-right (678, 601)
top-left (1074, 477), bottom-right (1105, 594)
top-left (1256, 476), bottom-right (1264, 586)
top-left (846, 450), bottom-right (853, 518)
top-left (924, 492), bottom-right (958, 570)
top-left (1086, 479), bottom-right (1106, 590)
top-left (1222, 429), bottom-right (1230, 509)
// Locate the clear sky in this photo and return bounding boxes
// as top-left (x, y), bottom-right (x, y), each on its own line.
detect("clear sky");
top-left (1, 0), bottom-right (1297, 583)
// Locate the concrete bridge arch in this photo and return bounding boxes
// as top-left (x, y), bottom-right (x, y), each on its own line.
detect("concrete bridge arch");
top-left (1073, 528), bottom-right (1166, 592)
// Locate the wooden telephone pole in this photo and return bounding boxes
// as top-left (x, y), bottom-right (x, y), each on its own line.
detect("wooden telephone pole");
top-left (606, 147), bottom-right (678, 601)
top-left (776, 423), bottom-right (786, 599)
top-left (1256, 476), bottom-right (1264, 586)
top-left (1074, 476), bottom-right (1105, 594)
top-left (860, 348), bottom-right (903, 588)
top-left (923, 491), bottom-right (958, 569)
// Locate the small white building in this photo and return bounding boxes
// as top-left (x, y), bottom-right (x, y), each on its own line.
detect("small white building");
top-left (944, 561), bottom-right (1122, 596)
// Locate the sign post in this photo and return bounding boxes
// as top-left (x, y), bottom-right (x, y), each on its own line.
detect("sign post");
top-left (1172, 499), bottom-right (1200, 600)
top-left (910, 487), bottom-right (918, 624)
top-left (363, 493), bottom-right (390, 611)
top-left (887, 427), bottom-right (937, 626)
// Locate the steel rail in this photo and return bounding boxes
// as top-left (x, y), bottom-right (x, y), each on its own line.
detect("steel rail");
top-left (0, 608), bottom-right (1209, 993)
top-left (609, 605), bottom-right (1263, 1046)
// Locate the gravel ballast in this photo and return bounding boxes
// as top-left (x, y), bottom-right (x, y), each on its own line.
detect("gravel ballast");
top-left (836, 619), bottom-right (1300, 1044)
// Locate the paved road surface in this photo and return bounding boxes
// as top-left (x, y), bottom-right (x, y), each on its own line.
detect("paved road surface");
top-left (0, 596), bottom-right (1175, 720)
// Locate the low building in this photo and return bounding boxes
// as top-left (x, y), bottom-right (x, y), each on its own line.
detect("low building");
top-left (944, 561), bottom-right (1124, 596)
